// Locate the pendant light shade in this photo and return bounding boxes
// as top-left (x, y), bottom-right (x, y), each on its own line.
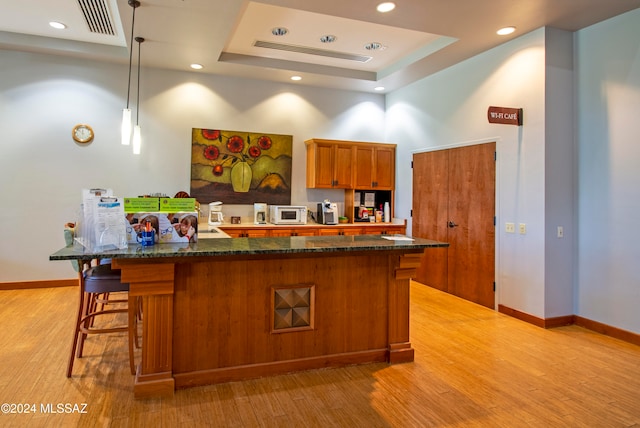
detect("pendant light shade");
top-left (122, 0), bottom-right (140, 146)
top-left (121, 108), bottom-right (132, 146)
top-left (132, 125), bottom-right (142, 155)
top-left (133, 36), bottom-right (144, 155)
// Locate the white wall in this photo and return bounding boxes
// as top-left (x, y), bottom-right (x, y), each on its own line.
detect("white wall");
top-left (386, 29), bottom-right (549, 318)
top-left (543, 28), bottom-right (575, 318)
top-left (575, 9), bottom-right (640, 333)
top-left (0, 49), bottom-right (384, 282)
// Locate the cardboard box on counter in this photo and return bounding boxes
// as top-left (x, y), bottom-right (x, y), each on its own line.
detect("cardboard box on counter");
top-left (126, 211), bottom-right (199, 244)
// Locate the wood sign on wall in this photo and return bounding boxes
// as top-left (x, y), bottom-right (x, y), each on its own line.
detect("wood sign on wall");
top-left (190, 128), bottom-right (293, 204)
top-left (487, 106), bottom-right (523, 126)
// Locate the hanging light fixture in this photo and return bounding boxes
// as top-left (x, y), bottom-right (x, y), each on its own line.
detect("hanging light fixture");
top-left (132, 36), bottom-right (144, 155)
top-left (121, 0), bottom-right (140, 146)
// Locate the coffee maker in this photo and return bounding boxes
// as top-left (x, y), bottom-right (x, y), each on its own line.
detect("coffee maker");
top-left (317, 199), bottom-right (338, 225)
top-left (254, 202), bottom-right (267, 224)
top-left (208, 201), bottom-right (224, 226)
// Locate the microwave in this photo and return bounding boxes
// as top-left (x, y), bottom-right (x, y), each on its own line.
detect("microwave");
top-left (269, 205), bottom-right (307, 225)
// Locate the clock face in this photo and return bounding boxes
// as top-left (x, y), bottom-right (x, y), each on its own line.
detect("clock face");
top-left (72, 124), bottom-right (94, 143)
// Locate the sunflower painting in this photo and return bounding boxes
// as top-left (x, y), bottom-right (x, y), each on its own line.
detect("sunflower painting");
top-left (190, 128), bottom-right (293, 204)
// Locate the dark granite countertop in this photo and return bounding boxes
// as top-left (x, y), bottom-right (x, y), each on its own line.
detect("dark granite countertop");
top-left (50, 234), bottom-right (448, 261)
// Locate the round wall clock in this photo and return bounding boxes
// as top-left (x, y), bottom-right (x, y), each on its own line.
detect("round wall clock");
top-left (72, 124), bottom-right (94, 144)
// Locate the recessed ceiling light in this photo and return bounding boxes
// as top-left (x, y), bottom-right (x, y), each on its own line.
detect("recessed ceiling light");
top-left (497, 26), bottom-right (516, 36)
top-left (291, 76), bottom-right (302, 81)
top-left (374, 86), bottom-right (385, 91)
top-left (49, 21), bottom-right (66, 30)
top-left (272, 27), bottom-right (288, 36)
top-left (320, 35), bottom-right (336, 43)
top-left (190, 63), bottom-right (203, 70)
top-left (377, 2), bottom-right (396, 13)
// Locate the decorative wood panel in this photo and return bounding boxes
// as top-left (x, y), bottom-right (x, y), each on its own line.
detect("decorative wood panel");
top-left (272, 284), bottom-right (315, 332)
top-left (171, 253), bottom-right (392, 375)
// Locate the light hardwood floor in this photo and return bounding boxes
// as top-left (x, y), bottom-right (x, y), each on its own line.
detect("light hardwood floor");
top-left (1, 282), bottom-right (639, 427)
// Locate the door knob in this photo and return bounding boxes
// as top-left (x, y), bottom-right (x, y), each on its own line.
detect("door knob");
top-left (448, 221), bottom-right (458, 228)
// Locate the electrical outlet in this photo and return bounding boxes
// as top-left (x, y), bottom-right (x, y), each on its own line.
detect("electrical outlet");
top-left (557, 226), bottom-right (564, 238)
top-left (505, 222), bottom-right (515, 233)
top-left (519, 223), bottom-right (526, 234)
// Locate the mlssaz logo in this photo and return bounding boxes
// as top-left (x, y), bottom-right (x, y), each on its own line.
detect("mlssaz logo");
top-left (40, 403), bottom-right (89, 414)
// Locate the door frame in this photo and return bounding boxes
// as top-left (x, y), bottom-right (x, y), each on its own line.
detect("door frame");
top-left (411, 137), bottom-right (501, 309)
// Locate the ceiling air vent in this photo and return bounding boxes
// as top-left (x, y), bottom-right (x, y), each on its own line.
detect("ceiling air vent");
top-left (253, 40), bottom-right (372, 63)
top-left (77, 0), bottom-right (115, 36)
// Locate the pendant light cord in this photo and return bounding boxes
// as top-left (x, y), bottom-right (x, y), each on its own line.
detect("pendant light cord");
top-left (135, 37), bottom-right (144, 125)
top-left (125, 1), bottom-right (139, 109)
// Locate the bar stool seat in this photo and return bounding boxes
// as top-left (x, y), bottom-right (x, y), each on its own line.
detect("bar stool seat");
top-left (84, 263), bottom-right (126, 292)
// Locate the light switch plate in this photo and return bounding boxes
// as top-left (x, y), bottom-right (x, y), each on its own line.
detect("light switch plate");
top-left (505, 222), bottom-right (515, 233)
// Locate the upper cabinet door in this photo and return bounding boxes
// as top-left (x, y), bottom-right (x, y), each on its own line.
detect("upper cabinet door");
top-left (372, 146), bottom-right (395, 190)
top-left (354, 146), bottom-right (374, 189)
top-left (306, 140), bottom-right (353, 188)
top-left (311, 143), bottom-right (335, 188)
top-left (354, 145), bottom-right (395, 190)
top-left (332, 144), bottom-right (354, 188)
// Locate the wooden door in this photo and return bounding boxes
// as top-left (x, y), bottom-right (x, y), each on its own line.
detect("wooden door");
top-left (413, 143), bottom-right (495, 308)
top-left (413, 150), bottom-right (449, 292)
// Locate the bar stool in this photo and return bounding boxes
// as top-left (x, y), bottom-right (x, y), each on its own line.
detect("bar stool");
top-left (65, 226), bottom-right (137, 377)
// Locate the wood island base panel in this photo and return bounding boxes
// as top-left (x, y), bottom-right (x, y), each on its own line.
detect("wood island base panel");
top-left (51, 235), bottom-right (448, 398)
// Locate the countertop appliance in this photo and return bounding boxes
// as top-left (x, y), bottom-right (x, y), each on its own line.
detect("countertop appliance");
top-left (269, 205), bottom-right (307, 225)
top-left (318, 199), bottom-right (338, 225)
top-left (254, 202), bottom-right (267, 224)
top-left (208, 201), bottom-right (224, 226)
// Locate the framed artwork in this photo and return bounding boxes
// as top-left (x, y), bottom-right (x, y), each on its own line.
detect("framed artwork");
top-left (190, 128), bottom-right (293, 204)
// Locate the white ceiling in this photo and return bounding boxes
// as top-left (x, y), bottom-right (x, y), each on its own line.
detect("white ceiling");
top-left (1, 0), bottom-right (639, 93)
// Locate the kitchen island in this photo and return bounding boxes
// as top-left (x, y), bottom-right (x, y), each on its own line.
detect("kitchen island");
top-left (50, 235), bottom-right (447, 398)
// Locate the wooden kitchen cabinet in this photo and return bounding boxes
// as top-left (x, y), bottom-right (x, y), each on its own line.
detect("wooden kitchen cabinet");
top-left (316, 228), bottom-right (341, 236)
top-left (223, 228), bottom-right (269, 238)
top-left (270, 228), bottom-right (316, 237)
top-left (269, 228), bottom-right (295, 237)
top-left (306, 139), bottom-right (396, 190)
top-left (305, 139), bottom-right (354, 189)
top-left (317, 228), bottom-right (361, 236)
top-left (292, 229), bottom-right (317, 236)
top-left (354, 144), bottom-right (395, 190)
top-left (340, 227), bottom-right (362, 236)
top-left (360, 225), bottom-right (405, 235)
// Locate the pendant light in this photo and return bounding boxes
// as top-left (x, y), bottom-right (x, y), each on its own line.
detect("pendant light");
top-left (132, 36), bottom-right (144, 155)
top-left (121, 0), bottom-right (140, 146)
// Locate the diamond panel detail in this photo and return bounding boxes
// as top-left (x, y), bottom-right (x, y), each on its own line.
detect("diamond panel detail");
top-left (273, 285), bottom-right (314, 331)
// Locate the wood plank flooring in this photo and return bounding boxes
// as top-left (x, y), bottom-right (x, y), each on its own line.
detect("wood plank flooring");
top-left (1, 282), bottom-right (639, 427)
